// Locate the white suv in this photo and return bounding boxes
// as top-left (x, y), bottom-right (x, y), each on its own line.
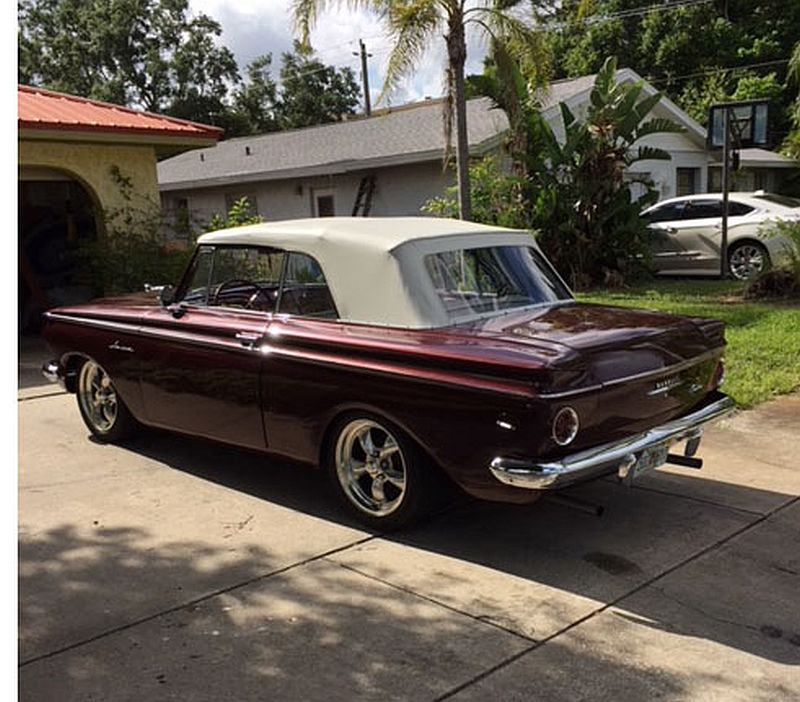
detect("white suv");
top-left (642, 192), bottom-right (800, 280)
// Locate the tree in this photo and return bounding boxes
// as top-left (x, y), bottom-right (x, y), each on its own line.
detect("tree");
top-left (541, 0), bottom-right (800, 135)
top-left (783, 42), bottom-right (800, 159)
top-left (275, 43), bottom-right (361, 129)
top-left (292, 0), bottom-right (547, 221)
top-left (530, 60), bottom-right (684, 286)
top-left (18, 0), bottom-right (240, 127)
top-left (232, 55), bottom-right (280, 134)
top-left (427, 58), bottom-right (684, 286)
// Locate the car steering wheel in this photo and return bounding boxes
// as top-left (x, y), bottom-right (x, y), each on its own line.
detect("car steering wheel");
top-left (213, 279), bottom-right (269, 310)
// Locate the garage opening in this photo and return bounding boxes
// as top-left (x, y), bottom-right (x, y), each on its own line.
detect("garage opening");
top-left (19, 169), bottom-right (99, 332)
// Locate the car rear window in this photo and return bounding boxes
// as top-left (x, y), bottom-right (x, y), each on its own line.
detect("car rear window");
top-left (753, 193), bottom-right (800, 208)
top-left (728, 201), bottom-right (754, 216)
top-left (424, 246), bottom-right (572, 318)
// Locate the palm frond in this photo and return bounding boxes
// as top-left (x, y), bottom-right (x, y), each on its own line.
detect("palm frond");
top-left (292, 0), bottom-right (383, 48)
top-left (635, 118), bottom-right (685, 140)
top-left (789, 41), bottom-right (800, 85)
top-left (290, 0), bottom-right (324, 48)
top-left (377, 0), bottom-right (441, 103)
top-left (633, 91), bottom-right (662, 123)
top-left (465, 6), bottom-right (551, 89)
top-left (631, 145), bottom-right (672, 163)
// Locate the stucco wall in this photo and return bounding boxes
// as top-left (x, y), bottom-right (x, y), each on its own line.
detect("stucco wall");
top-left (19, 139), bottom-right (161, 220)
top-left (162, 161), bottom-right (452, 230)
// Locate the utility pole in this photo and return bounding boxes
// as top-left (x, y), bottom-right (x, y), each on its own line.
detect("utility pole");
top-left (354, 39), bottom-right (372, 116)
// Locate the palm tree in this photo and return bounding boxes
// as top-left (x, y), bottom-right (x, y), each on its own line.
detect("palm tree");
top-left (292, 0), bottom-right (546, 221)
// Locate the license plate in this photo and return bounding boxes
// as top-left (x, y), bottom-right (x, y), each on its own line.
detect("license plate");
top-left (633, 443), bottom-right (669, 478)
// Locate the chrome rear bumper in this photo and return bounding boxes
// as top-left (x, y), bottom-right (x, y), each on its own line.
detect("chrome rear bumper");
top-left (489, 395), bottom-right (736, 490)
top-left (42, 360), bottom-right (62, 385)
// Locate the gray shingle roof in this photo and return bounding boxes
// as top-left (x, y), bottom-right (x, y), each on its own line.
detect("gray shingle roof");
top-left (157, 75), bottom-right (597, 190)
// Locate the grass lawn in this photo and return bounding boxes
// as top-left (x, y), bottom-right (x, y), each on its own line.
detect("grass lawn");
top-left (577, 279), bottom-right (800, 408)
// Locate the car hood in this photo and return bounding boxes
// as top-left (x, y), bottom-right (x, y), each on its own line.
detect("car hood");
top-left (44, 291), bottom-right (162, 322)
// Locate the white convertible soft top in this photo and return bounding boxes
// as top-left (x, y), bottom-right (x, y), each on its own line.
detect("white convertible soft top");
top-left (198, 217), bottom-right (541, 328)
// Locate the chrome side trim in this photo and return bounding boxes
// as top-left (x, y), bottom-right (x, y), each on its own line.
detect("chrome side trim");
top-left (46, 312), bottom-right (141, 335)
top-left (489, 395), bottom-right (736, 490)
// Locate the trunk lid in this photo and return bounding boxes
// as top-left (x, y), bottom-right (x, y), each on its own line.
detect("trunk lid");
top-left (458, 302), bottom-right (725, 447)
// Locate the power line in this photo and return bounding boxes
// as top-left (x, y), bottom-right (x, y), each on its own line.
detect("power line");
top-left (269, 44), bottom-right (393, 85)
top-left (545, 0), bottom-right (715, 30)
top-left (647, 58), bottom-right (791, 86)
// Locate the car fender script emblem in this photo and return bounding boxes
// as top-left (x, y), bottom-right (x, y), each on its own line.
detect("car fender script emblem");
top-left (648, 376), bottom-right (683, 397)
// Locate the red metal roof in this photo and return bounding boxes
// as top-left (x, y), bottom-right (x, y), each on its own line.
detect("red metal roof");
top-left (18, 85), bottom-right (223, 140)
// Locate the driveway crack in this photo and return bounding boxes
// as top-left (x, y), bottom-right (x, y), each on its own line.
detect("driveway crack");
top-left (434, 494), bottom-right (799, 701)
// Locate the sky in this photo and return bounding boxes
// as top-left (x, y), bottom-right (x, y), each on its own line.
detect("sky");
top-left (189, 0), bottom-right (490, 109)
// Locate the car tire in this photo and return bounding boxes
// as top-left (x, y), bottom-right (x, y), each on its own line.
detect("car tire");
top-left (326, 413), bottom-right (437, 530)
top-left (76, 359), bottom-right (139, 442)
top-left (728, 241), bottom-right (770, 280)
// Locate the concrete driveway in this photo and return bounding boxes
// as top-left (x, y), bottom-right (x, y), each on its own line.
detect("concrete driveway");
top-left (18, 375), bottom-right (800, 701)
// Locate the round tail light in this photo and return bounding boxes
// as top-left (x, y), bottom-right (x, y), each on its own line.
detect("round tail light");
top-left (552, 407), bottom-right (579, 446)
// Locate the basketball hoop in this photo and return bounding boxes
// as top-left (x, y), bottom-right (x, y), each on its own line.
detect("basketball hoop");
top-left (708, 99), bottom-right (769, 149)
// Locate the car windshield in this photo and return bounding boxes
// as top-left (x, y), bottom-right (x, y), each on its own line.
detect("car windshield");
top-left (424, 245), bottom-right (572, 318)
top-left (753, 193), bottom-right (800, 209)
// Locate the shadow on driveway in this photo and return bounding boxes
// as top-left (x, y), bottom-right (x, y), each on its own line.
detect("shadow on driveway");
top-left (30, 425), bottom-right (796, 670)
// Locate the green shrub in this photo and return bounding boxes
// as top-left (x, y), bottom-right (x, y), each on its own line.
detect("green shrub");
top-left (206, 197), bottom-right (263, 232)
top-left (75, 204), bottom-right (194, 296)
top-left (746, 219), bottom-right (800, 299)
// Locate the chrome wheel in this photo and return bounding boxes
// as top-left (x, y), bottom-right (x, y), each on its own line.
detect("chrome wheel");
top-left (334, 419), bottom-right (407, 518)
top-left (728, 242), bottom-right (768, 280)
top-left (78, 361), bottom-right (118, 434)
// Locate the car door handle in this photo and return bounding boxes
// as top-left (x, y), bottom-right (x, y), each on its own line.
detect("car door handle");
top-left (235, 331), bottom-right (263, 349)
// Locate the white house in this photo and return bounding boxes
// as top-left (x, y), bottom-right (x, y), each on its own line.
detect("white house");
top-left (157, 68), bottom-right (797, 229)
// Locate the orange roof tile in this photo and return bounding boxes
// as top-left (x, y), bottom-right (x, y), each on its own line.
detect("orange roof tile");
top-left (18, 85), bottom-right (223, 140)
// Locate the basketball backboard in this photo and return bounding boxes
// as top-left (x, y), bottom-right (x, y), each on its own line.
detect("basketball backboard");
top-left (708, 99), bottom-right (769, 149)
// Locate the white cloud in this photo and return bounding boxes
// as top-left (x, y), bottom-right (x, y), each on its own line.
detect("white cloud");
top-left (188, 0), bottom-right (489, 107)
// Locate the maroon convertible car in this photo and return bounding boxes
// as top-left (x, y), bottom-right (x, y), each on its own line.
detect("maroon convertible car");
top-left (42, 217), bottom-right (735, 528)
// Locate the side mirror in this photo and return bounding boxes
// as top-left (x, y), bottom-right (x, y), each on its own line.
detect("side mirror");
top-left (159, 285), bottom-right (176, 307)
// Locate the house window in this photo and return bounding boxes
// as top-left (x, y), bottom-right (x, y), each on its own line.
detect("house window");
top-left (676, 168), bottom-right (700, 196)
top-left (709, 167), bottom-right (721, 192)
top-left (314, 190), bottom-right (335, 217)
top-left (709, 167), bottom-right (760, 192)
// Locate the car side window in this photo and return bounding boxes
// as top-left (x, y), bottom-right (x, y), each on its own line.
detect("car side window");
top-left (644, 202), bottom-right (685, 223)
top-left (683, 200), bottom-right (723, 219)
top-left (209, 247), bottom-right (285, 311)
top-left (181, 246), bottom-right (215, 305)
top-left (728, 201), bottom-right (754, 216)
top-left (278, 252), bottom-right (338, 319)
top-left (179, 246), bottom-right (285, 312)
